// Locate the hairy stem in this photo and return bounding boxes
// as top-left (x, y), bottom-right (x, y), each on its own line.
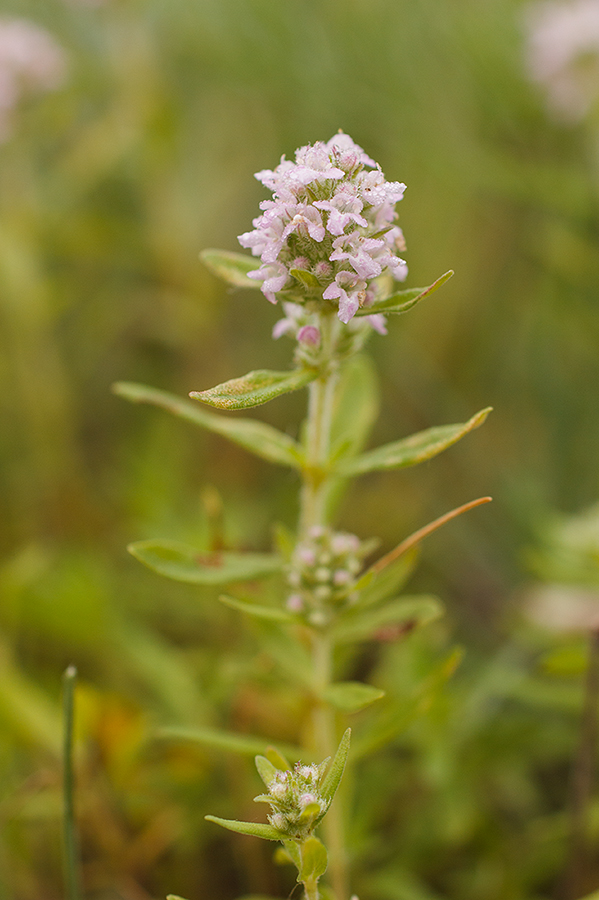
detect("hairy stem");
top-left (297, 310), bottom-right (349, 900)
top-left (299, 312), bottom-right (340, 537)
top-left (303, 876), bottom-right (320, 900)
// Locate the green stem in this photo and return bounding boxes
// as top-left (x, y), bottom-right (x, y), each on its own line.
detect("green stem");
top-left (62, 665), bottom-right (81, 900)
top-left (311, 632), bottom-right (348, 900)
top-left (297, 310), bottom-right (349, 900)
top-left (299, 312), bottom-right (340, 537)
top-left (303, 876), bottom-right (320, 900)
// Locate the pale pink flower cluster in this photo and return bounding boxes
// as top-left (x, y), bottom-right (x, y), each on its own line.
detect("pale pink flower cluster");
top-left (0, 18), bottom-right (67, 142)
top-left (524, 0), bottom-right (599, 122)
top-left (238, 133), bottom-right (408, 327)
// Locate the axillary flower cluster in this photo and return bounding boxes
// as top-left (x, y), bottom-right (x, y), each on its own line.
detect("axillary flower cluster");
top-left (239, 132), bottom-right (408, 333)
top-left (256, 756), bottom-right (331, 841)
top-left (286, 527), bottom-right (367, 625)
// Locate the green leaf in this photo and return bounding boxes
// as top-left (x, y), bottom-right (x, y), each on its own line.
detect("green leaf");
top-left (128, 540), bottom-right (282, 585)
top-left (282, 840), bottom-right (302, 870)
top-left (167, 895), bottom-right (190, 900)
top-left (255, 755), bottom-right (278, 787)
top-left (266, 746), bottom-right (292, 771)
top-left (112, 382), bottom-right (303, 469)
top-left (191, 368), bottom-right (317, 410)
top-left (330, 355), bottom-right (380, 462)
top-left (205, 815), bottom-right (282, 841)
top-left (355, 547), bottom-right (420, 608)
top-left (219, 595), bottom-right (296, 623)
top-left (322, 682), bottom-right (385, 713)
top-left (254, 621), bottom-right (315, 690)
top-left (331, 595), bottom-right (443, 644)
top-left (157, 725), bottom-right (301, 759)
top-left (299, 836), bottom-right (328, 881)
top-left (354, 270), bottom-right (453, 317)
top-left (290, 267), bottom-right (321, 289)
top-left (320, 728), bottom-right (351, 805)
top-left (336, 407), bottom-right (491, 477)
top-left (200, 248), bottom-right (262, 289)
top-left (352, 648), bottom-right (463, 759)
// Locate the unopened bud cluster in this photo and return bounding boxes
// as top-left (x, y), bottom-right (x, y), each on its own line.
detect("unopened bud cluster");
top-left (261, 761), bottom-right (330, 840)
top-left (286, 527), bottom-right (364, 625)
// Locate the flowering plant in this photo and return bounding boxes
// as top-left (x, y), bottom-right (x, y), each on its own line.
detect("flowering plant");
top-left (114, 132), bottom-right (490, 900)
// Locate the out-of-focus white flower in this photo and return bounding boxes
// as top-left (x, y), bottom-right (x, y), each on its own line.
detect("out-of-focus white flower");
top-left (0, 17), bottom-right (67, 142)
top-left (526, 585), bottom-right (599, 631)
top-left (238, 132), bottom-right (407, 328)
top-left (523, 0), bottom-right (599, 122)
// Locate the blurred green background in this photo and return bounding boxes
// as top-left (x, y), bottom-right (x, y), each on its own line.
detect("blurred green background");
top-left (2, 0), bottom-right (599, 898)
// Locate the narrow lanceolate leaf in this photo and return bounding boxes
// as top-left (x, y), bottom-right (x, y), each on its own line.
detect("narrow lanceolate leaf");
top-left (282, 840), bottom-right (302, 870)
top-left (322, 682), bottom-right (385, 713)
top-left (330, 355), bottom-right (379, 462)
top-left (368, 497), bottom-right (493, 578)
top-left (158, 725), bottom-right (301, 759)
top-left (352, 648), bottom-right (464, 760)
top-left (354, 270), bottom-right (454, 317)
top-left (219, 595), bottom-right (296, 623)
top-left (355, 547), bottom-right (420, 608)
top-left (330, 595), bottom-right (443, 644)
top-left (205, 815), bottom-right (281, 841)
top-left (255, 755), bottom-right (278, 787)
top-left (191, 368), bottom-right (317, 410)
top-left (320, 728), bottom-right (351, 805)
top-left (299, 836), bottom-right (328, 881)
top-left (266, 746), bottom-right (292, 771)
top-left (112, 382), bottom-right (303, 469)
top-left (128, 540), bottom-right (282, 585)
top-left (200, 248), bottom-right (262, 289)
top-left (336, 407), bottom-right (491, 477)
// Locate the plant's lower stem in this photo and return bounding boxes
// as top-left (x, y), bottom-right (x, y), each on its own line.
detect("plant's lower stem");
top-left (297, 311), bottom-right (349, 900)
top-left (311, 634), bottom-right (349, 900)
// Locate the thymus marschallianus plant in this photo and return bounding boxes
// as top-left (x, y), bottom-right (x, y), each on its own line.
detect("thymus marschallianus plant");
top-left (114, 132), bottom-right (491, 900)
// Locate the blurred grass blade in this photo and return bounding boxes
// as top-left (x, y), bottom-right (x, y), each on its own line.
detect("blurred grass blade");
top-left (62, 665), bottom-right (81, 900)
top-left (200, 248), bottom-right (262, 288)
top-left (190, 368), bottom-right (317, 410)
top-left (128, 540), bottom-right (282, 584)
top-left (205, 815), bottom-right (281, 840)
top-left (157, 725), bottom-right (301, 759)
top-left (322, 682), bottom-right (385, 713)
top-left (337, 408), bottom-right (491, 476)
top-left (330, 595), bottom-right (443, 644)
top-left (113, 382), bottom-right (303, 469)
top-left (354, 270), bottom-right (453, 316)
